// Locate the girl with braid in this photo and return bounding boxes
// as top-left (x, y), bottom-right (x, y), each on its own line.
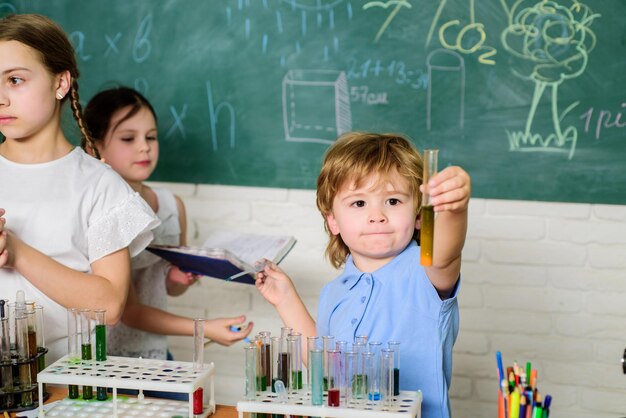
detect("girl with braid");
top-left (0, 14), bottom-right (160, 364)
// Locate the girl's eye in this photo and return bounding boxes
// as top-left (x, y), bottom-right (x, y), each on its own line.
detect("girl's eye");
top-left (146, 135), bottom-right (158, 141)
top-left (388, 198), bottom-right (401, 206)
top-left (120, 137), bottom-right (134, 142)
top-left (9, 76), bottom-right (24, 85)
top-left (351, 200), bottom-right (366, 208)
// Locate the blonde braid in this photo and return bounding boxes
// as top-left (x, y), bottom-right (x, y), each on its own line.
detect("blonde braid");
top-left (69, 79), bottom-right (100, 160)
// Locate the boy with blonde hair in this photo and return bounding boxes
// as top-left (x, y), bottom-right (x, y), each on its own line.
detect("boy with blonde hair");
top-left (257, 132), bottom-right (470, 418)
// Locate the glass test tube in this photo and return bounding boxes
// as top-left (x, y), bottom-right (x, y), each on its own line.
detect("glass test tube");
top-left (388, 341), bottom-right (400, 395)
top-left (326, 349), bottom-right (341, 407)
top-left (309, 348), bottom-right (323, 406)
top-left (95, 309), bottom-right (107, 401)
top-left (420, 149), bottom-right (438, 266)
top-left (278, 327), bottom-right (292, 389)
top-left (193, 318), bottom-right (205, 415)
top-left (16, 314), bottom-right (33, 407)
top-left (244, 344), bottom-right (257, 401)
top-left (335, 340), bottom-right (348, 403)
top-left (355, 351), bottom-right (373, 404)
top-left (67, 308), bottom-right (80, 399)
top-left (35, 306), bottom-right (46, 382)
top-left (380, 348), bottom-right (395, 408)
top-left (322, 335), bottom-right (334, 391)
top-left (80, 309), bottom-right (93, 400)
top-left (0, 301), bottom-right (13, 409)
top-left (367, 341), bottom-right (382, 401)
top-left (260, 331), bottom-right (272, 391)
top-left (288, 332), bottom-right (302, 391)
top-left (270, 336), bottom-right (280, 392)
top-left (306, 336), bottom-right (319, 394)
top-left (25, 309), bottom-right (38, 401)
top-left (343, 350), bottom-right (357, 406)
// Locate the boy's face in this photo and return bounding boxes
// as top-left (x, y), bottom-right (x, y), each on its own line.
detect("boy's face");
top-left (326, 171), bottom-right (419, 272)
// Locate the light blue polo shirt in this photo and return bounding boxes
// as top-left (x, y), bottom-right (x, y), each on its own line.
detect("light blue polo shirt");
top-left (316, 240), bottom-right (460, 418)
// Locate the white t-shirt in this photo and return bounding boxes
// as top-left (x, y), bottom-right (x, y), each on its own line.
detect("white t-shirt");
top-left (108, 187), bottom-right (181, 359)
top-left (0, 147), bottom-right (160, 364)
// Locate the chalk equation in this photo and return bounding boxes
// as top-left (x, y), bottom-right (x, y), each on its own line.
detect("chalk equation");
top-left (69, 14), bottom-right (153, 64)
top-left (579, 103), bottom-right (626, 141)
top-left (501, 0), bottom-right (600, 159)
top-left (346, 58), bottom-right (428, 91)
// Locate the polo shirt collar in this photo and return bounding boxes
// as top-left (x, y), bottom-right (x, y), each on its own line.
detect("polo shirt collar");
top-left (340, 240), bottom-right (417, 288)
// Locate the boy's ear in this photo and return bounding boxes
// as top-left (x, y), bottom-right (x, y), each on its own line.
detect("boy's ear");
top-left (415, 214), bottom-right (421, 230)
top-left (326, 213), bottom-right (340, 236)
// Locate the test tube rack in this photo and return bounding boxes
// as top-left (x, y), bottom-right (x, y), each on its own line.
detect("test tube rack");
top-left (236, 388), bottom-right (422, 418)
top-left (36, 355), bottom-right (215, 418)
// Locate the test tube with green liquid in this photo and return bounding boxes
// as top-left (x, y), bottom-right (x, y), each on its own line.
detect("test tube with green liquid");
top-left (80, 309), bottom-right (93, 400)
top-left (95, 309), bottom-right (107, 400)
top-left (420, 149), bottom-right (438, 266)
top-left (288, 332), bottom-right (302, 392)
top-left (67, 308), bottom-right (80, 399)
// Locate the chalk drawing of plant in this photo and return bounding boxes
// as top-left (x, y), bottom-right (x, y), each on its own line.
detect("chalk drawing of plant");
top-left (501, 0), bottom-right (599, 159)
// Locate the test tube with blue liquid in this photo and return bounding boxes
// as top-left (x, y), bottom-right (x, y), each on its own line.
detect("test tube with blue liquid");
top-left (367, 341), bottom-right (382, 401)
top-left (306, 336), bottom-right (319, 396)
top-left (309, 348), bottom-right (323, 406)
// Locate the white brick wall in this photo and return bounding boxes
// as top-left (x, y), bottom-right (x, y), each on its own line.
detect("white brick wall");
top-left (151, 181), bottom-right (626, 418)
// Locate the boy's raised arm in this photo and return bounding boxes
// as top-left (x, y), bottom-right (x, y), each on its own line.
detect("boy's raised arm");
top-left (421, 166), bottom-right (471, 298)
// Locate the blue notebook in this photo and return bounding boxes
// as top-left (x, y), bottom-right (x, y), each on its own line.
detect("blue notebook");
top-left (147, 231), bottom-right (296, 285)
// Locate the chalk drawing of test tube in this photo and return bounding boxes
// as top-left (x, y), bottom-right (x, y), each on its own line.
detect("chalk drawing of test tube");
top-left (426, 49), bottom-right (465, 131)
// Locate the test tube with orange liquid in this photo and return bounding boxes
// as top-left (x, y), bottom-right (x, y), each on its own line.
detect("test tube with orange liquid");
top-left (420, 149), bottom-right (438, 266)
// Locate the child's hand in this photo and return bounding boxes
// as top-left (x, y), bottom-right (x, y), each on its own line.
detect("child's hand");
top-left (255, 261), bottom-right (296, 307)
top-left (204, 315), bottom-right (253, 346)
top-left (0, 209), bottom-right (7, 267)
top-left (166, 265), bottom-right (199, 287)
top-left (421, 166), bottom-right (471, 213)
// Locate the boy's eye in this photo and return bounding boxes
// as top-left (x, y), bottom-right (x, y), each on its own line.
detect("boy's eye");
top-left (351, 200), bottom-right (366, 208)
top-left (388, 198), bottom-right (401, 206)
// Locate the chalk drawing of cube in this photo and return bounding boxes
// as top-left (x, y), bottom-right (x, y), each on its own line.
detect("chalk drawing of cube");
top-left (282, 70), bottom-right (352, 144)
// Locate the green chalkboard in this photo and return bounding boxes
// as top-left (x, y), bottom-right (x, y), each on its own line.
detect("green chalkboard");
top-left (4, 0), bottom-right (625, 204)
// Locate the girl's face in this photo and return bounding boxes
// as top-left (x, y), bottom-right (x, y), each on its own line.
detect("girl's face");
top-left (0, 40), bottom-right (66, 142)
top-left (97, 105), bottom-right (159, 185)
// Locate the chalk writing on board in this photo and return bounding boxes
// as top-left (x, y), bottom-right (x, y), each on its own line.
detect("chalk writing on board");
top-left (104, 32), bottom-right (122, 58)
top-left (346, 59), bottom-right (428, 91)
top-left (207, 81), bottom-right (236, 151)
top-left (165, 104), bottom-right (188, 140)
top-left (282, 70), bottom-right (352, 144)
top-left (426, 0), bottom-right (498, 65)
top-left (350, 86), bottom-right (389, 105)
top-left (426, 49), bottom-right (465, 131)
top-left (501, 0), bottom-right (600, 159)
top-left (363, 0), bottom-right (412, 43)
top-left (579, 103), bottom-right (626, 140)
top-left (69, 31), bottom-right (92, 61)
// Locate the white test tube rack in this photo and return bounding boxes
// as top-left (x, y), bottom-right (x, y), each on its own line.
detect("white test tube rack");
top-left (236, 388), bottom-right (422, 418)
top-left (36, 355), bottom-right (215, 418)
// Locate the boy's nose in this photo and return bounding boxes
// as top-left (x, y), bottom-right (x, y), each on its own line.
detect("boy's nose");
top-left (368, 212), bottom-right (387, 223)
